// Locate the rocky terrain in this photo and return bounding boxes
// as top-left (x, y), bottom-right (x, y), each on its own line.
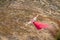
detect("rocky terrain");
top-left (0, 0), bottom-right (60, 40)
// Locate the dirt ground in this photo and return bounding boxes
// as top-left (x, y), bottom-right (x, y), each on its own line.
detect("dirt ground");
top-left (0, 0), bottom-right (60, 40)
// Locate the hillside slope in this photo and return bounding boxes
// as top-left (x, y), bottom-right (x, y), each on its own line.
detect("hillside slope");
top-left (0, 0), bottom-right (60, 40)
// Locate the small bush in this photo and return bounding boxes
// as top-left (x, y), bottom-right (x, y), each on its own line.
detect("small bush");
top-left (56, 30), bottom-right (60, 40)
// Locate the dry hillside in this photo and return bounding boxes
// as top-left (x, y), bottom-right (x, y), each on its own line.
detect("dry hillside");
top-left (0, 0), bottom-right (60, 40)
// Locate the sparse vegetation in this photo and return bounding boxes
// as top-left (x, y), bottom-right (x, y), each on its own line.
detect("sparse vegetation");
top-left (0, 0), bottom-right (60, 40)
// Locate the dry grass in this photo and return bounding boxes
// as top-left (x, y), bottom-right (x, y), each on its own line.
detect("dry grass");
top-left (0, 0), bottom-right (60, 40)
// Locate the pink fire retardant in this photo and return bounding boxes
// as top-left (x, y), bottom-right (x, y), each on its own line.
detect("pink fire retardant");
top-left (33, 21), bottom-right (49, 30)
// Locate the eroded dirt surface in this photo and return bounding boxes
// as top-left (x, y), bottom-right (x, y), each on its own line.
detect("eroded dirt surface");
top-left (0, 0), bottom-right (60, 40)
